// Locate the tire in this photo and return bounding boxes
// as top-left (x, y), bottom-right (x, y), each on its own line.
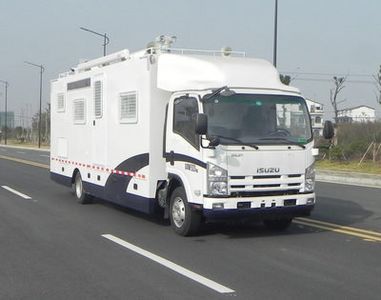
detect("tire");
top-left (73, 172), bottom-right (91, 204)
top-left (169, 186), bottom-right (201, 236)
top-left (263, 218), bottom-right (293, 231)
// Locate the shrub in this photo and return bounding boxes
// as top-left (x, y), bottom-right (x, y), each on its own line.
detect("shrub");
top-left (337, 122), bottom-right (381, 145)
top-left (333, 122), bottom-right (381, 160)
top-left (329, 145), bottom-right (345, 161)
top-left (342, 141), bottom-right (369, 159)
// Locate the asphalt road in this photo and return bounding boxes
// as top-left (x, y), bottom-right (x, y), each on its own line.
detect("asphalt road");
top-left (0, 145), bottom-right (49, 165)
top-left (0, 146), bottom-right (380, 299)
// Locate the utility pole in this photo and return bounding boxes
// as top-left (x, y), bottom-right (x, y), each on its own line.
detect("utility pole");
top-left (24, 61), bottom-right (44, 148)
top-left (80, 27), bottom-right (110, 56)
top-left (273, 0), bottom-right (278, 67)
top-left (0, 80), bottom-right (9, 145)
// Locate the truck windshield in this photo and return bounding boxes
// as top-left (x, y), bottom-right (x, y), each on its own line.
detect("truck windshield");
top-left (203, 94), bottom-right (312, 145)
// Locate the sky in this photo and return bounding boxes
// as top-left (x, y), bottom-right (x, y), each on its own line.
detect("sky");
top-left (0, 0), bottom-right (380, 126)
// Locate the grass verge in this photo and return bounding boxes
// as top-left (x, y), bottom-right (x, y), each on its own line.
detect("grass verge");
top-left (316, 159), bottom-right (381, 175)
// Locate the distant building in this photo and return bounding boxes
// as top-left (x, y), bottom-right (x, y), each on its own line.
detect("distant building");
top-left (337, 105), bottom-right (376, 123)
top-left (305, 99), bottom-right (324, 137)
top-left (0, 111), bottom-right (15, 128)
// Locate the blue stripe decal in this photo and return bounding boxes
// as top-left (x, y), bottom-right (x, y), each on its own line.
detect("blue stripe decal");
top-left (164, 152), bottom-right (206, 169)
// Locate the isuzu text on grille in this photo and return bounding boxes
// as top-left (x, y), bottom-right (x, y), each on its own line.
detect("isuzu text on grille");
top-left (257, 168), bottom-right (280, 174)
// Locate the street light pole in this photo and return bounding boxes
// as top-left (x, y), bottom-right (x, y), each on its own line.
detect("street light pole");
top-left (24, 61), bottom-right (44, 148)
top-left (80, 26), bottom-right (110, 56)
top-left (273, 0), bottom-right (278, 67)
top-left (0, 80), bottom-right (9, 145)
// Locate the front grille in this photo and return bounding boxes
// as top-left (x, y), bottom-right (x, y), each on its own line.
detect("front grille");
top-left (231, 176), bottom-right (245, 180)
top-left (253, 175), bottom-right (281, 179)
top-left (229, 173), bottom-right (304, 195)
top-left (230, 190), bottom-right (301, 197)
top-left (231, 185), bottom-right (245, 189)
top-left (253, 184), bottom-right (280, 188)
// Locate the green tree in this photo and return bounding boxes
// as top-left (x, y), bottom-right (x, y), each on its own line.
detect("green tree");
top-left (330, 76), bottom-right (346, 123)
top-left (31, 103), bottom-right (50, 144)
top-left (374, 65), bottom-right (381, 104)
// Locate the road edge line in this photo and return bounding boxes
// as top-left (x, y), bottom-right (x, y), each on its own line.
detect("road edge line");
top-left (297, 217), bottom-right (381, 238)
top-left (0, 155), bottom-right (49, 169)
top-left (294, 220), bottom-right (381, 242)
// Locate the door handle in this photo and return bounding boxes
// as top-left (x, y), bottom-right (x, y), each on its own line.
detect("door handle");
top-left (169, 150), bottom-right (175, 166)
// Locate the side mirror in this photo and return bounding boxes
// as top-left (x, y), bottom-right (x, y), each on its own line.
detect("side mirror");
top-left (195, 113), bottom-right (208, 135)
top-left (323, 120), bottom-right (334, 139)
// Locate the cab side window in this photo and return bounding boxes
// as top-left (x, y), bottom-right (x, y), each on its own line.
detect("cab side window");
top-left (173, 96), bottom-right (199, 149)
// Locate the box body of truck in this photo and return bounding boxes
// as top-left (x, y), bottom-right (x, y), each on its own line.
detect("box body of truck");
top-left (51, 44), bottom-right (316, 235)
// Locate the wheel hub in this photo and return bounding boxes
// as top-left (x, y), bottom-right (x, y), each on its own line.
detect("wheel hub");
top-left (75, 177), bottom-right (82, 198)
top-left (172, 197), bottom-right (185, 228)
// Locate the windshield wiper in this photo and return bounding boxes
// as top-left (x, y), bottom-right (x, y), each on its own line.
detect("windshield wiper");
top-left (258, 137), bottom-right (306, 149)
top-left (203, 86), bottom-right (235, 101)
top-left (211, 135), bottom-right (259, 149)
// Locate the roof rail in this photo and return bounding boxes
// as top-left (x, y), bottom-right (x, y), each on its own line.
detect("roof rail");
top-left (76, 49), bottom-right (130, 73)
top-left (163, 47), bottom-right (246, 57)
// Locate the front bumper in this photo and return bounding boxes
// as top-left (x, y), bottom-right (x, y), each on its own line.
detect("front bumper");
top-left (202, 192), bottom-right (315, 219)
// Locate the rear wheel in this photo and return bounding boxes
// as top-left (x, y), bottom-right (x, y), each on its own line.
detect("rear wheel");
top-left (73, 172), bottom-right (91, 204)
top-left (263, 218), bottom-right (293, 231)
top-left (169, 186), bottom-right (201, 236)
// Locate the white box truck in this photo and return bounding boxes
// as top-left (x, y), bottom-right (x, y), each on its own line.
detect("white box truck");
top-left (50, 36), bottom-right (327, 236)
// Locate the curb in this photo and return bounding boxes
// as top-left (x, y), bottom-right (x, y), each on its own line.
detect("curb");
top-left (0, 144), bottom-right (50, 153)
top-left (316, 169), bottom-right (381, 189)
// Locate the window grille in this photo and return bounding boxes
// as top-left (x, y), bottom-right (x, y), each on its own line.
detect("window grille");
top-left (73, 99), bottom-right (86, 124)
top-left (120, 92), bottom-right (137, 123)
top-left (57, 93), bottom-right (65, 112)
top-left (94, 80), bottom-right (102, 118)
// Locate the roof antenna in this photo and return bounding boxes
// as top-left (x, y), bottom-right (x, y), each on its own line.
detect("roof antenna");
top-left (146, 35), bottom-right (177, 53)
top-left (156, 35), bottom-right (177, 50)
top-left (221, 46), bottom-right (233, 56)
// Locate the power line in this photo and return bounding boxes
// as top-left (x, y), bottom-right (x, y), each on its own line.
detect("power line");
top-left (294, 77), bottom-right (375, 84)
top-left (280, 71), bottom-right (374, 77)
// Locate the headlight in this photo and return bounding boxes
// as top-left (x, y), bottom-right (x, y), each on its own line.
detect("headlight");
top-left (305, 163), bottom-right (315, 192)
top-left (207, 163), bottom-right (228, 196)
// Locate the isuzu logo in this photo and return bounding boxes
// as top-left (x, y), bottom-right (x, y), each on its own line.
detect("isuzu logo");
top-left (257, 167), bottom-right (280, 174)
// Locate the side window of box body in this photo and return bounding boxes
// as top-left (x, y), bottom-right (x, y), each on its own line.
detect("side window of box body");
top-left (73, 98), bottom-right (86, 124)
top-left (120, 92), bottom-right (138, 124)
top-left (94, 80), bottom-right (103, 119)
top-left (57, 93), bottom-right (65, 112)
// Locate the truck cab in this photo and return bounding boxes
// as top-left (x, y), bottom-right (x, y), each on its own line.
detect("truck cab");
top-left (159, 55), bottom-right (316, 235)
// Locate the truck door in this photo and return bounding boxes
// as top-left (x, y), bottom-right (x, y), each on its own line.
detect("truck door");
top-left (91, 74), bottom-right (107, 166)
top-left (165, 94), bottom-right (204, 203)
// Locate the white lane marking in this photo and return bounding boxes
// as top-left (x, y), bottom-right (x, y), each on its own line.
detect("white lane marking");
top-left (16, 151), bottom-right (26, 154)
top-left (1, 186), bottom-right (32, 199)
top-left (40, 154), bottom-right (50, 158)
top-left (102, 234), bottom-right (235, 294)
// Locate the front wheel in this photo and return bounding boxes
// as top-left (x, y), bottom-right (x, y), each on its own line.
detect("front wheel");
top-left (169, 186), bottom-right (201, 236)
top-left (263, 218), bottom-right (293, 231)
top-left (73, 172), bottom-right (91, 204)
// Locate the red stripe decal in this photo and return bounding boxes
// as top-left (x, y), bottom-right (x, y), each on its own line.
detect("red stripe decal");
top-left (52, 157), bottom-right (147, 180)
